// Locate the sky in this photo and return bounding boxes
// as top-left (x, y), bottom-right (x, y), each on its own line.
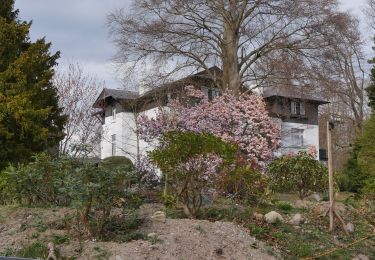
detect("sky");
top-left (14, 0), bottom-right (370, 89)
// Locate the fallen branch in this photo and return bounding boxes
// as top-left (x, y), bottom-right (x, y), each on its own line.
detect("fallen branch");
top-left (302, 233), bottom-right (375, 260)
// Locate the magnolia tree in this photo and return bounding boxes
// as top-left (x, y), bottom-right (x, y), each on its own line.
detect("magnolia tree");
top-left (137, 86), bottom-right (281, 169)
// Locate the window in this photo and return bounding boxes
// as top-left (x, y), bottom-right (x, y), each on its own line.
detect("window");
top-left (291, 128), bottom-right (304, 147)
top-left (111, 134), bottom-right (116, 156)
top-left (201, 86), bottom-right (209, 97)
top-left (112, 106), bottom-right (116, 120)
top-left (210, 88), bottom-right (220, 98)
top-left (290, 101), bottom-right (305, 115)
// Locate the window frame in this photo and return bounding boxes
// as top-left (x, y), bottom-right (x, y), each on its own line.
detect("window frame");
top-left (290, 128), bottom-right (304, 147)
top-left (111, 134), bottom-right (116, 156)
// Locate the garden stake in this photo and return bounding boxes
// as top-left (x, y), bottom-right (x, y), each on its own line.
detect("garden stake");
top-left (326, 120), bottom-right (348, 235)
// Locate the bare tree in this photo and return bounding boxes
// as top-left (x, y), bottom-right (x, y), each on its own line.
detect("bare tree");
top-left (55, 63), bottom-right (104, 157)
top-left (314, 16), bottom-right (368, 134)
top-left (108, 0), bottom-right (343, 94)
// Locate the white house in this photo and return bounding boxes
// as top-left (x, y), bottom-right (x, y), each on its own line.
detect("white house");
top-left (93, 67), bottom-right (328, 162)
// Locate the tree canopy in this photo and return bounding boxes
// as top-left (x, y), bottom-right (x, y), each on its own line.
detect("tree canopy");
top-left (0, 0), bottom-right (66, 169)
top-left (108, 0), bottom-right (348, 93)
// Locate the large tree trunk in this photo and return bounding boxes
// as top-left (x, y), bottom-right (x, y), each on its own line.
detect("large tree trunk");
top-left (221, 12), bottom-right (241, 94)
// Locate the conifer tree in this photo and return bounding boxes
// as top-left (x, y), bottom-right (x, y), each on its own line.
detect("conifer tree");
top-left (0, 0), bottom-right (66, 169)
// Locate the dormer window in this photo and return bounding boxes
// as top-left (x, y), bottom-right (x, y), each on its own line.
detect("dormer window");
top-left (291, 101), bottom-right (305, 116)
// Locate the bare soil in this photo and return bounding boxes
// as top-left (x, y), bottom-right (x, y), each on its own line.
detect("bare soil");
top-left (0, 205), bottom-right (275, 260)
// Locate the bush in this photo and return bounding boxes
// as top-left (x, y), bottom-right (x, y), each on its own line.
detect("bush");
top-left (0, 153), bottom-right (144, 239)
top-left (216, 165), bottom-right (269, 205)
top-left (101, 156), bottom-right (134, 169)
top-left (0, 153), bottom-right (79, 206)
top-left (72, 162), bottom-right (142, 238)
top-left (340, 114), bottom-right (375, 197)
top-left (267, 151), bottom-right (328, 199)
top-left (149, 131), bottom-right (237, 218)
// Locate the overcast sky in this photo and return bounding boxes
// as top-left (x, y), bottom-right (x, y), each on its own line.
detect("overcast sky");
top-left (15, 0), bottom-right (370, 89)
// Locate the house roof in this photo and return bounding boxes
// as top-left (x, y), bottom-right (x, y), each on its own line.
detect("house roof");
top-left (93, 66), bottom-right (329, 108)
top-left (92, 66), bottom-right (221, 108)
top-left (93, 88), bottom-right (139, 108)
top-left (262, 86), bottom-right (329, 104)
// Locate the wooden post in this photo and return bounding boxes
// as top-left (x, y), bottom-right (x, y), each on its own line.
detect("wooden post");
top-left (324, 120), bottom-right (348, 234)
top-left (327, 121), bottom-right (334, 231)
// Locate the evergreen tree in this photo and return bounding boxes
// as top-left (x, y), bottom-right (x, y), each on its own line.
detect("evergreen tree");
top-left (367, 67), bottom-right (375, 110)
top-left (0, 1), bottom-right (66, 169)
top-left (367, 37), bottom-right (375, 111)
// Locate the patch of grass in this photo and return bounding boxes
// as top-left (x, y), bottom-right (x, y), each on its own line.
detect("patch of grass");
top-left (286, 240), bottom-right (315, 258)
top-left (119, 231), bottom-right (147, 243)
top-left (31, 232), bottom-right (40, 239)
top-left (52, 234), bottom-right (70, 245)
top-left (147, 234), bottom-right (163, 245)
top-left (165, 207), bottom-right (185, 219)
top-left (34, 218), bottom-right (47, 232)
top-left (0, 246), bottom-right (16, 256)
top-left (16, 242), bottom-right (48, 259)
top-left (194, 225), bottom-right (207, 235)
top-left (275, 201), bottom-right (293, 212)
top-left (100, 214), bottom-right (145, 242)
top-left (93, 246), bottom-right (111, 260)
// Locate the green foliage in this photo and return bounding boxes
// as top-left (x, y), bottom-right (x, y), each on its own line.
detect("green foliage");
top-left (0, 153), bottom-right (144, 239)
top-left (341, 114), bottom-right (375, 197)
top-left (149, 131), bottom-right (238, 217)
top-left (267, 151), bottom-right (328, 199)
top-left (0, 1), bottom-right (66, 170)
top-left (275, 201), bottom-right (293, 212)
top-left (73, 162), bottom-right (142, 238)
top-left (339, 145), bottom-right (368, 193)
top-left (150, 131), bottom-right (237, 170)
top-left (101, 156), bottom-right (134, 169)
top-left (357, 114), bottom-right (375, 197)
top-left (99, 213), bottom-right (145, 242)
top-left (367, 47), bottom-right (375, 111)
top-left (0, 153), bottom-right (78, 206)
top-left (216, 165), bottom-right (269, 205)
top-left (15, 242), bottom-right (61, 259)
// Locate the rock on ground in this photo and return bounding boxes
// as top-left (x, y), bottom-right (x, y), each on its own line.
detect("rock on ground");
top-left (289, 213), bottom-right (303, 226)
top-left (264, 211), bottom-right (284, 224)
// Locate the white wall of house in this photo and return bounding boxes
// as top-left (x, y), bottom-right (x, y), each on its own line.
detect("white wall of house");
top-left (101, 105), bottom-right (320, 161)
top-left (100, 105), bottom-right (159, 162)
top-left (275, 121), bottom-right (320, 159)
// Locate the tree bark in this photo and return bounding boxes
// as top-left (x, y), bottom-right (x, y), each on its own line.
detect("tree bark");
top-left (221, 10), bottom-right (241, 94)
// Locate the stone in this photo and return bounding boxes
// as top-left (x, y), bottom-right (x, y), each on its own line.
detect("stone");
top-left (294, 200), bottom-right (310, 209)
top-left (345, 222), bottom-right (355, 233)
top-left (308, 193), bottom-right (321, 202)
top-left (147, 232), bottom-right (157, 238)
top-left (289, 213), bottom-right (303, 226)
top-left (264, 211), bottom-right (284, 224)
top-left (151, 211), bottom-right (166, 223)
top-left (352, 254), bottom-right (370, 260)
top-left (253, 212), bottom-right (264, 221)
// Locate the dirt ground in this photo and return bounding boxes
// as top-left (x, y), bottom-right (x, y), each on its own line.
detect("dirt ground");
top-left (81, 218), bottom-right (274, 260)
top-left (0, 205), bottom-right (275, 260)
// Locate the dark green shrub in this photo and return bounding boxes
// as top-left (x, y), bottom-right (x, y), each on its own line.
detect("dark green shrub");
top-left (275, 201), bottom-right (293, 211)
top-left (0, 153), bottom-right (79, 206)
top-left (72, 162), bottom-right (142, 238)
top-left (267, 151), bottom-right (328, 199)
top-left (101, 156), bottom-right (134, 169)
top-left (216, 165), bottom-right (269, 205)
top-left (149, 131), bottom-right (237, 218)
top-left (340, 114), bottom-right (375, 197)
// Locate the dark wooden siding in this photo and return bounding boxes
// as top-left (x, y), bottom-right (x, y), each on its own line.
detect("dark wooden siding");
top-left (265, 96), bottom-right (319, 125)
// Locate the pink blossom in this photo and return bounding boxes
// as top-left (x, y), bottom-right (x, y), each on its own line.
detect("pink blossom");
top-left (137, 87), bottom-right (281, 169)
